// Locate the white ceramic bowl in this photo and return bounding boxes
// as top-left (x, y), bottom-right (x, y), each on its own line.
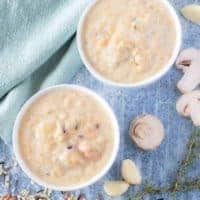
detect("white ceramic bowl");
top-left (13, 84), bottom-right (120, 191)
top-left (77, 0), bottom-right (182, 88)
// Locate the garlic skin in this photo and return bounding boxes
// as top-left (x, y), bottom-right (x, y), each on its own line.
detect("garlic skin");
top-left (176, 90), bottom-right (200, 127)
top-left (176, 48), bottom-right (200, 93)
top-left (181, 4), bottom-right (200, 25)
top-left (103, 181), bottom-right (129, 197)
top-left (130, 115), bottom-right (165, 150)
top-left (121, 159), bottom-right (142, 185)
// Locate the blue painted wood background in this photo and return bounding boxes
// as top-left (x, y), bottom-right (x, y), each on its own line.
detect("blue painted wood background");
top-left (0, 0), bottom-right (200, 199)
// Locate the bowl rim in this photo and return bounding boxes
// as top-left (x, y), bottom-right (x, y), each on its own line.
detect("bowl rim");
top-left (77, 0), bottom-right (182, 88)
top-left (12, 84), bottom-right (120, 191)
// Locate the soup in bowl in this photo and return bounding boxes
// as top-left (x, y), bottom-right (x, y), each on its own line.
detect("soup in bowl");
top-left (77, 0), bottom-right (182, 87)
top-left (13, 85), bottom-right (119, 191)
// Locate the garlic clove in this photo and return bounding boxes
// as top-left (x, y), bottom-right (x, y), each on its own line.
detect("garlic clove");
top-left (121, 159), bottom-right (142, 185)
top-left (181, 4), bottom-right (200, 25)
top-left (103, 181), bottom-right (129, 196)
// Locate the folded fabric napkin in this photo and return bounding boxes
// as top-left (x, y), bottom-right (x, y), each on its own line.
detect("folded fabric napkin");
top-left (0, 0), bottom-right (91, 144)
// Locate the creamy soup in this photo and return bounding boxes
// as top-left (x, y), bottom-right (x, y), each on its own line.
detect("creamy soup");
top-left (81, 0), bottom-right (177, 83)
top-left (18, 88), bottom-right (115, 187)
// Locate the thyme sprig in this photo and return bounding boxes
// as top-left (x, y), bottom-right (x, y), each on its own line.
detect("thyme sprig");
top-left (130, 129), bottom-right (200, 200)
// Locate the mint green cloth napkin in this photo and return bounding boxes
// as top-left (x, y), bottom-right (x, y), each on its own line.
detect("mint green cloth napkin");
top-left (0, 0), bottom-right (91, 144)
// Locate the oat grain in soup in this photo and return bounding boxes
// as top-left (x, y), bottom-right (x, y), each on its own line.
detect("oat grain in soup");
top-left (18, 88), bottom-right (115, 187)
top-left (81, 0), bottom-right (177, 83)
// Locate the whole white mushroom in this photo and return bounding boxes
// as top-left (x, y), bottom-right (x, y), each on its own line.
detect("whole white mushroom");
top-left (176, 90), bottom-right (200, 127)
top-left (129, 115), bottom-right (165, 150)
top-left (176, 48), bottom-right (200, 93)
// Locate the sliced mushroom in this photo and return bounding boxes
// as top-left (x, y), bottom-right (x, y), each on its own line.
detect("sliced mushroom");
top-left (129, 115), bottom-right (165, 150)
top-left (176, 90), bottom-right (200, 126)
top-left (176, 48), bottom-right (200, 93)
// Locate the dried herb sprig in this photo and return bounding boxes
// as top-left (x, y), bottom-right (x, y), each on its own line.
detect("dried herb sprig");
top-left (1, 189), bottom-right (52, 200)
top-left (0, 162), bottom-right (10, 189)
top-left (130, 129), bottom-right (200, 200)
top-left (62, 192), bottom-right (89, 200)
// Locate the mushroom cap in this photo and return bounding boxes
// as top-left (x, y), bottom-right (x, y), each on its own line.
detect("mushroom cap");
top-left (129, 115), bottom-right (165, 150)
top-left (176, 90), bottom-right (200, 126)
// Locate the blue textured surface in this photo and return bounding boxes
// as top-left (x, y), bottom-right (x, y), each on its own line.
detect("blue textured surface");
top-left (0, 0), bottom-right (200, 199)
